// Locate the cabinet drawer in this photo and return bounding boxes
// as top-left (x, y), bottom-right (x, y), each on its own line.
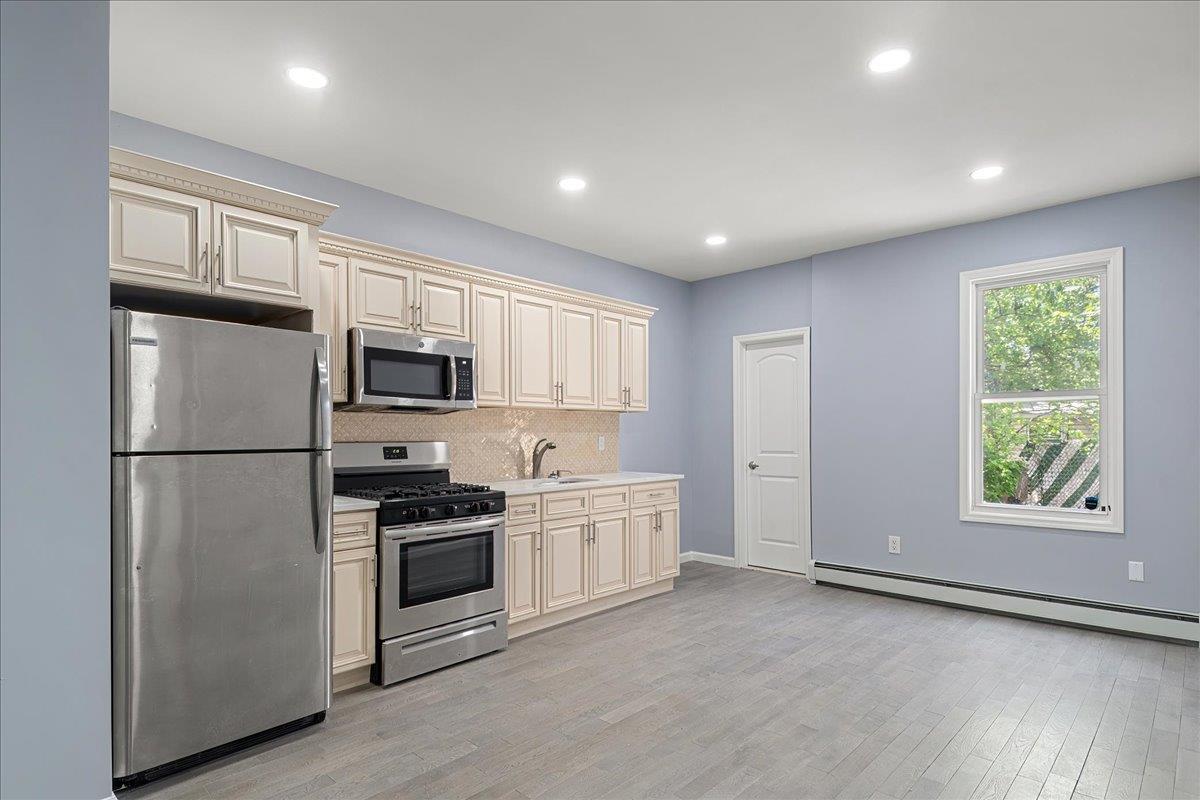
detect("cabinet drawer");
top-left (631, 481), bottom-right (678, 508)
top-left (506, 495), bottom-right (542, 524)
top-left (333, 510), bottom-right (376, 551)
top-left (542, 490), bottom-right (589, 520)
top-left (589, 485), bottom-right (630, 513)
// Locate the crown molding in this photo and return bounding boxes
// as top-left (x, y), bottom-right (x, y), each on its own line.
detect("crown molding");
top-left (319, 232), bottom-right (657, 318)
top-left (109, 147), bottom-right (338, 226)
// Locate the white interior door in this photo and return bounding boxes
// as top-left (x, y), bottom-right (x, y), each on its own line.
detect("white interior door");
top-left (739, 331), bottom-right (810, 574)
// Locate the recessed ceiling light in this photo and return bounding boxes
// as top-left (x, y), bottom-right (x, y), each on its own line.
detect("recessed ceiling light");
top-left (705, 234), bottom-right (727, 246)
top-left (558, 176), bottom-right (587, 192)
top-left (868, 48), bottom-right (912, 74)
top-left (970, 165), bottom-right (1005, 180)
top-left (286, 66), bottom-right (328, 89)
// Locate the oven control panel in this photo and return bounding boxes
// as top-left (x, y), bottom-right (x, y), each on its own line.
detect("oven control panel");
top-left (378, 495), bottom-right (505, 527)
top-left (454, 356), bottom-right (474, 401)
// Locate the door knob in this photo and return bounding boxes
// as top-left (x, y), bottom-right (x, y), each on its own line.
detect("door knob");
top-left (748, 460), bottom-right (759, 470)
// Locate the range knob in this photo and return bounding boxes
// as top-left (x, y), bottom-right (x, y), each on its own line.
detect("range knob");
top-left (417, 506), bottom-right (431, 520)
top-left (465, 502), bottom-right (480, 513)
top-left (479, 500), bottom-right (494, 513)
top-left (402, 508), bottom-right (418, 521)
top-left (443, 504), bottom-right (457, 517)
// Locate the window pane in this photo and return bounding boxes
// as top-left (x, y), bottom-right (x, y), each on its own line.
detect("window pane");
top-left (982, 398), bottom-right (1101, 509)
top-left (983, 275), bottom-right (1101, 392)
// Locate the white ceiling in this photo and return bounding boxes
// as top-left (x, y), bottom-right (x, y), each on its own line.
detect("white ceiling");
top-left (110, 1), bottom-right (1199, 281)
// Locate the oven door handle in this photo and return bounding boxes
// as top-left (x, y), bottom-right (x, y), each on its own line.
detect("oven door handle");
top-left (383, 517), bottom-right (503, 542)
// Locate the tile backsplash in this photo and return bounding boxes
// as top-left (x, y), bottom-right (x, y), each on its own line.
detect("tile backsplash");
top-left (333, 408), bottom-right (619, 483)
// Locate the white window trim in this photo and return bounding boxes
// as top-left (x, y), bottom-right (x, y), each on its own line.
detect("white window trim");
top-left (959, 247), bottom-right (1124, 534)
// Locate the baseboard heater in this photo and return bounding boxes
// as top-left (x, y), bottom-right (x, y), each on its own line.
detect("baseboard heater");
top-left (812, 561), bottom-right (1198, 645)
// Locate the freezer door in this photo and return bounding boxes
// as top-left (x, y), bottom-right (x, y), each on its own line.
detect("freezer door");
top-left (112, 309), bottom-right (331, 453)
top-left (112, 450), bottom-right (331, 779)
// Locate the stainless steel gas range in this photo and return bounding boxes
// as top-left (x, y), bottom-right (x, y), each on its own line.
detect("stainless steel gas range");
top-left (333, 442), bottom-right (508, 685)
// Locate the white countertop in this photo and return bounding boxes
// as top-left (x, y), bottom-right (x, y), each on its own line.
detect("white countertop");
top-left (333, 495), bottom-right (380, 513)
top-left (488, 472), bottom-right (684, 497)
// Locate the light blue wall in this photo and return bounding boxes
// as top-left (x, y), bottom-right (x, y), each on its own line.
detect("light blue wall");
top-left (811, 179), bottom-right (1199, 613)
top-left (110, 112), bottom-right (695, 525)
top-left (689, 179), bottom-right (1199, 613)
top-left (686, 259), bottom-right (812, 555)
top-left (1, 2), bottom-right (113, 798)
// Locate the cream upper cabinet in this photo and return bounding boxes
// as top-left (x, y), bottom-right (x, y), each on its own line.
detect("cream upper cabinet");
top-left (511, 292), bottom-right (559, 408)
top-left (109, 178), bottom-right (212, 294)
top-left (630, 507), bottom-right (657, 589)
top-left (212, 202), bottom-right (308, 307)
top-left (332, 546), bottom-right (376, 674)
top-left (598, 311), bottom-right (626, 410)
top-left (656, 505), bottom-right (681, 580)
top-left (316, 252), bottom-right (349, 402)
top-left (542, 516), bottom-right (589, 612)
top-left (416, 271), bottom-right (470, 340)
top-left (507, 523), bottom-right (541, 623)
top-left (589, 512), bottom-right (630, 599)
top-left (349, 257), bottom-right (414, 332)
top-left (557, 302), bottom-right (599, 409)
top-left (625, 316), bottom-right (650, 411)
top-left (471, 285), bottom-right (510, 407)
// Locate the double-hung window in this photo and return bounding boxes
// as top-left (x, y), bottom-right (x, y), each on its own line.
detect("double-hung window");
top-left (960, 248), bottom-right (1123, 533)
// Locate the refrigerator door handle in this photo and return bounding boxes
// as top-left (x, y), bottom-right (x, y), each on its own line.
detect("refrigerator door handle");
top-left (315, 348), bottom-right (331, 450)
top-left (313, 450), bottom-right (331, 556)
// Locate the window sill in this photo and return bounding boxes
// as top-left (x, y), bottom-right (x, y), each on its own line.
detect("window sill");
top-left (961, 505), bottom-right (1123, 534)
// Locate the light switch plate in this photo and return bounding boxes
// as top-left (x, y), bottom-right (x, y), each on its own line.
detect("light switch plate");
top-left (1128, 561), bottom-right (1144, 582)
top-left (888, 536), bottom-right (901, 555)
top-left (597, 435), bottom-right (605, 452)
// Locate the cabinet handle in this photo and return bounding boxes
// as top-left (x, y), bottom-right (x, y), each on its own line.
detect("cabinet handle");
top-left (409, 303), bottom-right (416, 330)
top-left (214, 243), bottom-right (223, 283)
top-left (416, 305), bottom-right (422, 330)
top-left (370, 554), bottom-right (376, 587)
top-left (536, 532), bottom-right (542, 552)
top-left (199, 242), bottom-right (209, 282)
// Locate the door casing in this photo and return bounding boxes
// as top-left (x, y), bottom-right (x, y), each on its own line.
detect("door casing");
top-left (732, 327), bottom-right (813, 579)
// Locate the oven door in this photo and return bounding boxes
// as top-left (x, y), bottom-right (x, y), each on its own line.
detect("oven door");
top-left (379, 515), bottom-right (505, 639)
top-left (350, 328), bottom-right (475, 411)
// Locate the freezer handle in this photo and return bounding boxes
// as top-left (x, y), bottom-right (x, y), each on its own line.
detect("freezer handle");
top-left (315, 348), bottom-right (331, 450)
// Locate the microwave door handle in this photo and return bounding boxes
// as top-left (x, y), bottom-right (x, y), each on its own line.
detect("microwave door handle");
top-left (448, 355), bottom-right (457, 403)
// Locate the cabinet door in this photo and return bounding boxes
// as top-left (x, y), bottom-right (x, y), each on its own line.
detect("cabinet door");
top-left (630, 508), bottom-right (657, 588)
top-left (656, 505), bottom-right (680, 580)
top-left (589, 512), bottom-right (630, 599)
top-left (511, 292), bottom-right (558, 407)
top-left (316, 252), bottom-right (349, 402)
top-left (212, 202), bottom-right (307, 306)
top-left (416, 271), bottom-right (470, 340)
top-left (598, 311), bottom-right (626, 410)
top-left (471, 285), bottom-right (510, 407)
top-left (507, 523), bottom-right (541, 623)
top-left (332, 547), bottom-right (376, 674)
top-left (624, 316), bottom-right (650, 411)
top-left (109, 178), bottom-right (212, 294)
top-left (348, 257), bottom-right (414, 331)
top-left (557, 302), bottom-right (598, 409)
top-left (542, 516), bottom-right (589, 612)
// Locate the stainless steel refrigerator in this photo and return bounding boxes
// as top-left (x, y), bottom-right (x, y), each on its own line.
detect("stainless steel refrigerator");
top-left (111, 310), bottom-right (332, 787)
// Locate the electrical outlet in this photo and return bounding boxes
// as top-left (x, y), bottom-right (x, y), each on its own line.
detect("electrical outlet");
top-left (1128, 561), bottom-right (1144, 582)
top-left (888, 536), bottom-right (901, 555)
top-left (597, 435), bottom-right (605, 452)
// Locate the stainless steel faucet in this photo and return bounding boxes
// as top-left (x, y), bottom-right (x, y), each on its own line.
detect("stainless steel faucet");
top-left (531, 438), bottom-right (557, 479)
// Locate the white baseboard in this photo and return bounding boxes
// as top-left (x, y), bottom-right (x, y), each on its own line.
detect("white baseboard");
top-left (680, 551), bottom-right (737, 567)
top-left (813, 563), bottom-right (1199, 644)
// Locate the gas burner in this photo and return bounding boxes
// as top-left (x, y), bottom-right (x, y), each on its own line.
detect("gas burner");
top-left (340, 482), bottom-right (493, 502)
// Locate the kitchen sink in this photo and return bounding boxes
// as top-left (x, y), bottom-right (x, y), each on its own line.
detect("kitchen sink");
top-left (535, 477), bottom-right (598, 485)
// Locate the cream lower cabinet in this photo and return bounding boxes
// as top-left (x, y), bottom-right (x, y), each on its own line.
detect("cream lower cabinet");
top-left (506, 481), bottom-right (679, 634)
top-left (506, 522), bottom-right (541, 623)
top-left (589, 511), bottom-right (630, 598)
top-left (542, 516), bottom-right (590, 612)
top-left (332, 510), bottom-right (377, 687)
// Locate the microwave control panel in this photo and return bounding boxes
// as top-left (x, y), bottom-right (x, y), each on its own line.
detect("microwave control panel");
top-left (454, 357), bottom-right (474, 401)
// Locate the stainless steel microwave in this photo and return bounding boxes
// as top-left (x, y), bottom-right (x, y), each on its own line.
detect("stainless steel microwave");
top-left (345, 327), bottom-right (476, 413)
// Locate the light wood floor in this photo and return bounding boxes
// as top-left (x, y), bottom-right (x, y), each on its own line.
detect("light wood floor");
top-left (127, 562), bottom-right (1198, 800)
